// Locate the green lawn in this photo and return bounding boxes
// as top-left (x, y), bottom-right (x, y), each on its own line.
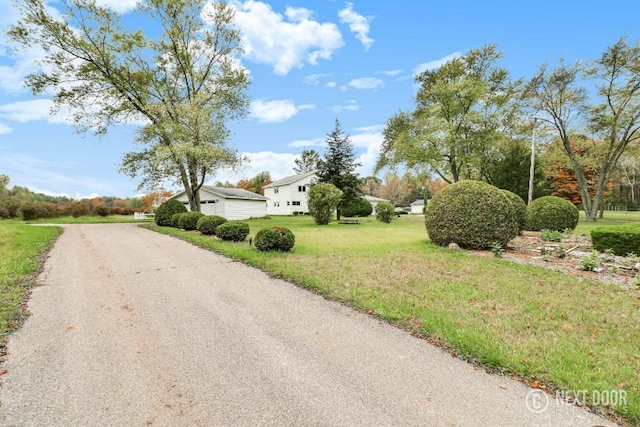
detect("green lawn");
top-left (574, 210), bottom-right (640, 235)
top-left (0, 224), bottom-right (61, 350)
top-left (148, 214), bottom-right (639, 425)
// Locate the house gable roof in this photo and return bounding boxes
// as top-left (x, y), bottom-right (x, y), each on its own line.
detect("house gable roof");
top-left (171, 186), bottom-right (268, 201)
top-left (263, 171), bottom-right (317, 188)
top-left (364, 195), bottom-right (390, 203)
top-left (410, 199), bottom-right (425, 206)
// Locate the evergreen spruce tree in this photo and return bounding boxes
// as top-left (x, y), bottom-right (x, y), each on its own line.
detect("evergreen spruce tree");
top-left (317, 120), bottom-right (362, 219)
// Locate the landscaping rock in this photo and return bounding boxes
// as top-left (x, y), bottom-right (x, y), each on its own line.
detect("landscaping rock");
top-left (448, 243), bottom-right (461, 251)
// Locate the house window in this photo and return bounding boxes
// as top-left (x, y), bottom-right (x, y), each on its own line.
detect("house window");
top-left (273, 202), bottom-right (279, 207)
top-left (298, 185), bottom-right (306, 192)
top-left (292, 201), bottom-right (301, 206)
top-left (287, 201), bottom-right (290, 206)
top-left (274, 187), bottom-right (279, 194)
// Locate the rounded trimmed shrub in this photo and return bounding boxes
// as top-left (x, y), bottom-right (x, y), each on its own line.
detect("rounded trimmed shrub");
top-left (425, 180), bottom-right (518, 250)
top-left (254, 227), bottom-right (295, 252)
top-left (525, 196), bottom-right (579, 232)
top-left (155, 199), bottom-right (187, 226)
top-left (215, 221), bottom-right (250, 242)
top-left (178, 212), bottom-right (205, 231)
top-left (196, 215), bottom-right (227, 235)
top-left (170, 212), bottom-right (184, 228)
top-left (375, 202), bottom-right (396, 223)
top-left (341, 198), bottom-right (373, 217)
top-left (500, 189), bottom-right (526, 233)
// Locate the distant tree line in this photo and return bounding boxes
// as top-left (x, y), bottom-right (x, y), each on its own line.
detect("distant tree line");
top-left (0, 174), bottom-right (168, 220)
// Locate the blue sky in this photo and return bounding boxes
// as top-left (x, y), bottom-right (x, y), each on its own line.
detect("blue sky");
top-left (0, 0), bottom-right (638, 199)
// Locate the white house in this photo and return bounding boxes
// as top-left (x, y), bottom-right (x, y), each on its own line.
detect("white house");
top-left (263, 171), bottom-right (317, 215)
top-left (170, 186), bottom-right (268, 220)
top-left (410, 199), bottom-right (426, 214)
top-left (363, 195), bottom-right (390, 215)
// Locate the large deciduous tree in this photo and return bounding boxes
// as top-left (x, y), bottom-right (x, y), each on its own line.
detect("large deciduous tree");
top-left (317, 120), bottom-right (362, 220)
top-left (526, 37), bottom-right (640, 221)
top-left (293, 149), bottom-right (321, 174)
top-left (8, 0), bottom-right (250, 212)
top-left (375, 45), bottom-right (522, 183)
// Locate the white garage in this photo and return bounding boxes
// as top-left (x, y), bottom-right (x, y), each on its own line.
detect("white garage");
top-left (170, 186), bottom-right (268, 220)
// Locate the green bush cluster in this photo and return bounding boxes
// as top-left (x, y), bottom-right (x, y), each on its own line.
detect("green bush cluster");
top-left (308, 183), bottom-right (343, 225)
top-left (170, 213), bottom-right (184, 227)
top-left (95, 205), bottom-right (110, 217)
top-left (525, 196), bottom-right (579, 231)
top-left (375, 202), bottom-right (396, 223)
top-left (155, 199), bottom-right (187, 226)
top-left (254, 227), bottom-right (295, 252)
top-left (215, 222), bottom-right (250, 241)
top-left (500, 189), bottom-right (526, 233)
top-left (425, 180), bottom-right (518, 250)
top-left (340, 198), bottom-right (373, 217)
top-left (178, 212), bottom-right (205, 231)
top-left (591, 224), bottom-right (640, 256)
top-left (196, 215), bottom-right (227, 235)
top-left (20, 201), bottom-right (59, 220)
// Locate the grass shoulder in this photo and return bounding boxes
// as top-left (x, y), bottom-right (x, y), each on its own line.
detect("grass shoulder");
top-left (0, 224), bottom-right (61, 352)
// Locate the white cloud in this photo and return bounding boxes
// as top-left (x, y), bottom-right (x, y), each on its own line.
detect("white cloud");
top-left (379, 69), bottom-right (402, 76)
top-left (214, 151), bottom-right (298, 183)
top-left (0, 153), bottom-right (123, 199)
top-left (94, 0), bottom-right (139, 13)
top-left (0, 43), bottom-right (49, 96)
top-left (0, 99), bottom-right (72, 124)
top-left (228, 1), bottom-right (344, 75)
top-left (338, 2), bottom-right (374, 51)
top-left (288, 137), bottom-right (325, 148)
top-left (303, 73), bottom-right (332, 85)
top-left (325, 81), bottom-right (337, 88)
top-left (0, 123), bottom-right (13, 135)
top-left (331, 100), bottom-right (360, 113)
top-left (350, 125), bottom-right (384, 175)
top-left (347, 77), bottom-right (384, 90)
top-left (413, 51), bottom-right (463, 76)
top-left (249, 99), bottom-right (315, 123)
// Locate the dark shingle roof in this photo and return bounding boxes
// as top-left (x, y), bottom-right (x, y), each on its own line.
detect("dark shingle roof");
top-left (263, 171), bottom-right (317, 188)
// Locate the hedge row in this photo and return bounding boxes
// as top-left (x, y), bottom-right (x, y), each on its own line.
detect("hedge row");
top-left (591, 224), bottom-right (640, 256)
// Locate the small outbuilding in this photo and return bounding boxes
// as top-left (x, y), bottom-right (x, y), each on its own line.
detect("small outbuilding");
top-left (170, 186), bottom-right (268, 220)
top-left (410, 199), bottom-right (426, 214)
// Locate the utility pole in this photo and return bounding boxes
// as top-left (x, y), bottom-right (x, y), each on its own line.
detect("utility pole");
top-left (528, 117), bottom-right (538, 205)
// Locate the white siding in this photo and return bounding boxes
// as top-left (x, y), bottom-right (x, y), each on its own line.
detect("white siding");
top-left (171, 191), bottom-right (265, 220)
top-left (222, 199), bottom-right (266, 220)
top-left (265, 174), bottom-right (315, 215)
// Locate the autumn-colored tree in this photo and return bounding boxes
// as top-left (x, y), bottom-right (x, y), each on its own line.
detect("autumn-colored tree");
top-left (428, 179), bottom-right (449, 196)
top-left (140, 190), bottom-right (173, 212)
top-left (544, 135), bottom-right (612, 207)
top-left (235, 172), bottom-right (272, 195)
top-left (377, 173), bottom-right (411, 206)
